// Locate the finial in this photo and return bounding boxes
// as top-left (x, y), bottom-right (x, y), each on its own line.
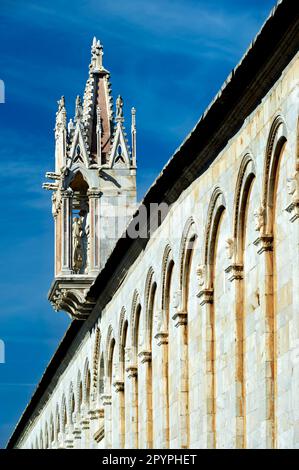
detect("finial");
top-left (131, 107), bottom-right (136, 127)
top-left (116, 95), bottom-right (124, 121)
top-left (131, 107), bottom-right (136, 167)
top-left (75, 95), bottom-right (82, 122)
top-left (90, 36), bottom-right (104, 72)
top-left (57, 96), bottom-right (65, 112)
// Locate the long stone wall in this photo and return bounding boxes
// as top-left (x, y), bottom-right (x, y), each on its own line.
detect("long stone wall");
top-left (17, 52), bottom-right (299, 449)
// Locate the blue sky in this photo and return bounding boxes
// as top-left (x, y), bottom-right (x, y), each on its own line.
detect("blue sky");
top-left (0, 0), bottom-right (276, 447)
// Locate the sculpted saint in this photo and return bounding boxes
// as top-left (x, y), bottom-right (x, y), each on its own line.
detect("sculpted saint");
top-left (287, 172), bottom-right (299, 203)
top-left (116, 95), bottom-right (124, 119)
top-left (225, 238), bottom-right (234, 260)
top-left (254, 205), bottom-right (265, 233)
top-left (72, 217), bottom-right (83, 273)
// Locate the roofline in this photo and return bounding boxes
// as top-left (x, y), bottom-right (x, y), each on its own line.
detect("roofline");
top-left (7, 0), bottom-right (299, 448)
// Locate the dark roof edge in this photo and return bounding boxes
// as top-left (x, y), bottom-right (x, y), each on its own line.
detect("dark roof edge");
top-left (7, 0), bottom-right (298, 448)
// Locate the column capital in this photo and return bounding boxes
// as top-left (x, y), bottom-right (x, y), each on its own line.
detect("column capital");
top-left (225, 263), bottom-right (243, 282)
top-left (87, 189), bottom-right (102, 198)
top-left (197, 288), bottom-right (213, 305)
top-left (61, 188), bottom-right (73, 198)
top-left (253, 234), bottom-right (273, 254)
top-left (154, 331), bottom-right (168, 346)
top-left (80, 417), bottom-right (90, 430)
top-left (172, 310), bottom-right (187, 327)
top-left (100, 393), bottom-right (112, 406)
top-left (88, 407), bottom-right (104, 420)
top-left (113, 380), bottom-right (124, 392)
top-left (72, 426), bottom-right (82, 440)
top-left (138, 350), bottom-right (152, 363)
top-left (125, 364), bottom-right (138, 378)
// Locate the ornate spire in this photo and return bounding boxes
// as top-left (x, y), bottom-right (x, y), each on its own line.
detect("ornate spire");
top-left (131, 107), bottom-right (137, 167)
top-left (90, 37), bottom-right (104, 72)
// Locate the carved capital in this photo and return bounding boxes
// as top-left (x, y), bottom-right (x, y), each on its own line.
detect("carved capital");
top-left (138, 350), bottom-right (152, 363)
top-left (72, 426), bottom-right (82, 440)
top-left (113, 380), bottom-right (124, 392)
top-left (197, 288), bottom-right (213, 305)
top-left (225, 263), bottom-right (244, 281)
top-left (61, 188), bottom-right (73, 198)
top-left (285, 200), bottom-right (299, 222)
top-left (80, 417), bottom-right (90, 430)
top-left (125, 364), bottom-right (138, 379)
top-left (87, 189), bottom-right (102, 198)
top-left (154, 331), bottom-right (168, 346)
top-left (172, 310), bottom-right (187, 327)
top-left (253, 234), bottom-right (273, 254)
top-left (100, 393), bottom-right (112, 406)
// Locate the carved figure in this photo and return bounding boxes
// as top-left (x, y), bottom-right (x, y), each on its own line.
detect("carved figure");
top-left (225, 238), bottom-right (234, 260)
top-left (254, 205), bottom-right (265, 233)
top-left (287, 171), bottom-right (299, 203)
top-left (196, 264), bottom-right (206, 287)
top-left (72, 217), bottom-right (83, 273)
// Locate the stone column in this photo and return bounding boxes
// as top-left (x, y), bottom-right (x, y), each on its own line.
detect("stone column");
top-left (138, 350), bottom-right (153, 448)
top-left (88, 190), bottom-right (101, 273)
top-left (172, 308), bottom-right (189, 449)
top-left (197, 287), bottom-right (215, 448)
top-left (101, 392), bottom-right (112, 448)
top-left (88, 408), bottom-right (104, 448)
top-left (225, 263), bottom-right (245, 448)
top-left (154, 329), bottom-right (169, 448)
top-left (125, 358), bottom-right (138, 449)
top-left (112, 380), bottom-right (125, 448)
top-left (254, 233), bottom-right (275, 448)
top-left (61, 188), bottom-right (73, 274)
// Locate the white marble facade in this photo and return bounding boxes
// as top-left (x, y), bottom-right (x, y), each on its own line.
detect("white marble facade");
top-left (9, 3), bottom-right (299, 450)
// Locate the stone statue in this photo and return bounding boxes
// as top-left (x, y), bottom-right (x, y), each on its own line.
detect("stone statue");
top-left (116, 95), bottom-right (124, 119)
top-left (225, 238), bottom-right (234, 260)
top-left (172, 290), bottom-right (182, 311)
top-left (287, 171), bottom-right (299, 203)
top-left (196, 264), bottom-right (206, 287)
top-left (254, 205), bottom-right (265, 234)
top-left (72, 217), bottom-right (83, 273)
